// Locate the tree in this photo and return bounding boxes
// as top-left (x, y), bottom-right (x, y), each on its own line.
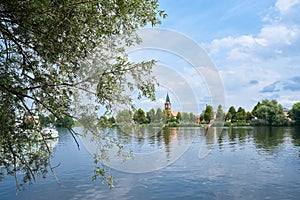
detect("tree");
top-left (0, 0), bottom-right (166, 191)
top-left (189, 112), bottom-right (197, 123)
top-left (53, 115), bottom-right (75, 127)
top-left (289, 102), bottom-right (300, 125)
top-left (199, 114), bottom-right (204, 122)
top-left (227, 106), bottom-right (237, 122)
top-left (246, 111), bottom-right (254, 122)
top-left (252, 102), bottom-right (261, 118)
top-left (216, 104), bottom-right (225, 121)
top-left (256, 99), bottom-right (287, 126)
top-left (108, 117), bottom-right (116, 125)
top-left (39, 114), bottom-right (52, 127)
top-left (99, 116), bottom-right (108, 127)
top-left (176, 112), bottom-right (182, 123)
top-left (133, 108), bottom-right (147, 124)
top-left (204, 105), bottom-right (214, 123)
top-left (147, 108), bottom-right (156, 123)
top-left (181, 112), bottom-right (190, 123)
top-left (155, 108), bottom-right (163, 123)
top-left (116, 109), bottom-right (133, 124)
top-left (163, 110), bottom-right (171, 123)
top-left (236, 107), bottom-right (246, 122)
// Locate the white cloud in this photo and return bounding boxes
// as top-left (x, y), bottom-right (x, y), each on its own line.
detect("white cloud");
top-left (258, 24), bottom-right (299, 45)
top-left (275, 0), bottom-right (300, 14)
top-left (205, 0), bottom-right (300, 109)
top-left (208, 0), bottom-right (300, 57)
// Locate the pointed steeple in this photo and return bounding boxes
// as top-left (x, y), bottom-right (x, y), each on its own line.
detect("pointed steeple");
top-left (165, 93), bottom-right (171, 103)
top-left (165, 93), bottom-right (171, 111)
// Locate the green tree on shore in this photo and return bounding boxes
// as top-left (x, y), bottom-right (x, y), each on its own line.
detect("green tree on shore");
top-left (155, 108), bottom-right (164, 123)
top-left (181, 112), bottom-right (190, 123)
top-left (116, 109), bottom-right (133, 124)
top-left (134, 108), bottom-right (147, 124)
top-left (226, 106), bottom-right (237, 122)
top-left (246, 111), bottom-right (254, 122)
top-left (236, 107), bottom-right (246, 122)
top-left (204, 105), bottom-right (214, 123)
top-left (256, 99), bottom-right (287, 126)
top-left (216, 104), bottom-right (225, 121)
top-left (177, 112), bottom-right (182, 121)
top-left (0, 0), bottom-right (166, 190)
top-left (289, 102), bottom-right (300, 125)
top-left (252, 102), bottom-right (261, 118)
top-left (147, 108), bottom-right (156, 123)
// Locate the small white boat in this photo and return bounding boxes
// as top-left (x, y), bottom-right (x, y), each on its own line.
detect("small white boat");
top-left (43, 128), bottom-right (59, 138)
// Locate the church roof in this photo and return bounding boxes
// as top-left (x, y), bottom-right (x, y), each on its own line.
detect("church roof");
top-left (170, 111), bottom-right (178, 117)
top-left (165, 93), bottom-right (171, 103)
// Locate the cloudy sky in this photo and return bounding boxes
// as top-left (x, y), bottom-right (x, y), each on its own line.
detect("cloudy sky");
top-left (131, 0), bottom-right (300, 113)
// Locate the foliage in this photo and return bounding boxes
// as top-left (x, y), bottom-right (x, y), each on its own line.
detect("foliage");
top-left (146, 108), bottom-right (156, 123)
top-left (246, 111), bottom-right (254, 122)
top-left (199, 114), bottom-right (204, 122)
top-left (98, 116), bottom-right (115, 127)
top-left (181, 112), bottom-right (190, 123)
top-left (204, 105), bottom-right (213, 123)
top-left (133, 108), bottom-right (147, 124)
top-left (116, 109), bottom-right (133, 124)
top-left (216, 104), bottom-right (225, 121)
top-left (163, 109), bottom-right (170, 123)
top-left (256, 99), bottom-right (287, 126)
top-left (53, 115), bottom-right (75, 127)
top-left (236, 107), bottom-right (246, 122)
top-left (166, 112), bottom-right (181, 124)
top-left (165, 122), bottom-right (180, 127)
top-left (226, 106), bottom-right (237, 122)
top-left (289, 102), bottom-right (300, 125)
top-left (0, 0), bottom-right (165, 191)
top-left (176, 112), bottom-right (182, 122)
top-left (252, 102), bottom-right (261, 118)
top-left (189, 112), bottom-right (197, 123)
top-left (153, 108), bottom-right (162, 123)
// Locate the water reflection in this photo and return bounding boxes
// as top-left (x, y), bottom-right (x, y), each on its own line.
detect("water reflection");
top-left (290, 126), bottom-right (300, 147)
top-left (81, 127), bottom-right (198, 173)
top-left (215, 126), bottom-right (300, 156)
top-left (83, 126), bottom-right (300, 168)
top-left (1, 127), bottom-right (300, 199)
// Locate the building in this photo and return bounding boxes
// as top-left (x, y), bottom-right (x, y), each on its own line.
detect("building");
top-left (164, 93), bottom-right (178, 117)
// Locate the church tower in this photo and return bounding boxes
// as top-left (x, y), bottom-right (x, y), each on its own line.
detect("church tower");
top-left (165, 93), bottom-right (171, 111)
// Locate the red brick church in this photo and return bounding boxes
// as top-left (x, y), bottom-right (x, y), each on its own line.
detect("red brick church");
top-left (164, 93), bottom-right (178, 117)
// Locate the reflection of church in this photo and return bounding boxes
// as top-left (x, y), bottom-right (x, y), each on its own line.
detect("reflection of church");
top-left (164, 93), bottom-right (178, 117)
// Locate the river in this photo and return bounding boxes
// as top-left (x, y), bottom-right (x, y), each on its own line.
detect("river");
top-left (1, 126), bottom-right (300, 199)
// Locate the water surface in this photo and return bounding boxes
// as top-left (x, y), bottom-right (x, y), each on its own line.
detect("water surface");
top-left (1, 126), bottom-right (300, 200)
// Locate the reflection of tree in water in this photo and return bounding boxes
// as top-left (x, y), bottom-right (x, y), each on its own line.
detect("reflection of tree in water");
top-left (226, 127), bottom-right (249, 143)
top-left (290, 126), bottom-right (300, 147)
top-left (114, 126), bottom-right (165, 152)
top-left (253, 127), bottom-right (285, 151)
top-left (158, 128), bottom-right (178, 154)
top-left (212, 127), bottom-right (300, 155)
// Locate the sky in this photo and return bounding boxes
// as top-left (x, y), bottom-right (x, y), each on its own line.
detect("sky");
top-left (130, 0), bottom-right (300, 113)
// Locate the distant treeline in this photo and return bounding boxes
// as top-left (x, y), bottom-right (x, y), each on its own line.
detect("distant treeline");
top-left (113, 99), bottom-right (300, 127)
top-left (39, 114), bottom-right (75, 128)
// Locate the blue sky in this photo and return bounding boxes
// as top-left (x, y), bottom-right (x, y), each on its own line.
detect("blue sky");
top-left (142, 0), bottom-right (300, 112)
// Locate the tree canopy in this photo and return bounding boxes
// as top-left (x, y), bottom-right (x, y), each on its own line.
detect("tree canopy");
top-left (0, 0), bottom-right (166, 191)
top-left (236, 107), bottom-right (246, 121)
top-left (216, 104), bottom-right (225, 121)
top-left (256, 99), bottom-right (287, 126)
top-left (204, 105), bottom-right (213, 123)
top-left (133, 108), bottom-right (147, 124)
top-left (289, 102), bottom-right (300, 125)
top-left (226, 106), bottom-right (236, 122)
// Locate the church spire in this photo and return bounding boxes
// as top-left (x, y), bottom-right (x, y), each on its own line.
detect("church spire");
top-left (165, 93), bottom-right (171, 103)
top-left (165, 93), bottom-right (171, 111)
